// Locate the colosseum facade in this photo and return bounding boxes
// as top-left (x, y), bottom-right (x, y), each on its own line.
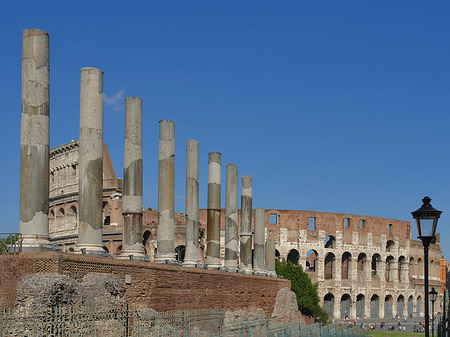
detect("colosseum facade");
top-left (49, 141), bottom-right (442, 320)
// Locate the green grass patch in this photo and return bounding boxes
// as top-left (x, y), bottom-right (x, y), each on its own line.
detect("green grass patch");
top-left (368, 331), bottom-right (422, 337)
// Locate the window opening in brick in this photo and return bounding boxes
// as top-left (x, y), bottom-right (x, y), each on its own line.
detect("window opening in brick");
top-left (388, 224), bottom-right (392, 237)
top-left (344, 218), bottom-right (350, 228)
top-left (309, 217), bottom-right (316, 231)
top-left (270, 214), bottom-right (277, 224)
top-left (360, 219), bottom-right (365, 229)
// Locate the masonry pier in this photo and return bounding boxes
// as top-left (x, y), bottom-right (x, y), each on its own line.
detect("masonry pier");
top-left (265, 238), bottom-right (276, 276)
top-left (155, 120), bottom-right (176, 263)
top-left (206, 152), bottom-right (222, 268)
top-left (77, 67), bottom-right (104, 256)
top-left (225, 164), bottom-right (239, 271)
top-left (240, 175), bottom-right (253, 272)
top-left (253, 208), bottom-right (265, 272)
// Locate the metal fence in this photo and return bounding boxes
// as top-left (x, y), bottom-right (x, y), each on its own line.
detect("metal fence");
top-left (0, 233), bottom-right (22, 253)
top-left (0, 304), bottom-right (368, 337)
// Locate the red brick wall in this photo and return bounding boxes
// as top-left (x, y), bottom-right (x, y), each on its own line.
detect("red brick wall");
top-left (0, 253), bottom-right (290, 315)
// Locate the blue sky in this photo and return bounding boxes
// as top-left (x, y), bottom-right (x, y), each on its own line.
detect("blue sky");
top-left (1, 1), bottom-right (450, 257)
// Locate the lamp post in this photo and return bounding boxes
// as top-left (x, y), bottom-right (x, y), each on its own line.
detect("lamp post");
top-left (412, 196), bottom-right (442, 337)
top-left (430, 287), bottom-right (438, 337)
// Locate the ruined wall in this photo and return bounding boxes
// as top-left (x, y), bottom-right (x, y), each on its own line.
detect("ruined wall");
top-left (0, 253), bottom-right (289, 316)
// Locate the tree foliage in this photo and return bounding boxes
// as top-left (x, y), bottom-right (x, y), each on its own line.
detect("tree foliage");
top-left (275, 259), bottom-right (329, 324)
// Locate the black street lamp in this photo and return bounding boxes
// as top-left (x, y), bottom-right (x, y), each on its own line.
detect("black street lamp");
top-left (412, 196), bottom-right (442, 337)
top-left (430, 287), bottom-right (438, 337)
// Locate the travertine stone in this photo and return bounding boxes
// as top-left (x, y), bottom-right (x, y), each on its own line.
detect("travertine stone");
top-left (240, 175), bottom-right (252, 272)
top-left (184, 140), bottom-right (200, 266)
top-left (154, 120), bottom-right (176, 263)
top-left (120, 97), bottom-right (145, 259)
top-left (253, 208), bottom-right (265, 272)
top-left (77, 67), bottom-right (104, 256)
top-left (265, 238), bottom-right (276, 276)
top-left (225, 164), bottom-right (238, 271)
top-left (206, 152), bottom-right (221, 268)
top-left (20, 29), bottom-right (51, 252)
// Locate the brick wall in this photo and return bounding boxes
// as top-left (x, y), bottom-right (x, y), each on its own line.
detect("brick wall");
top-left (0, 253), bottom-right (290, 315)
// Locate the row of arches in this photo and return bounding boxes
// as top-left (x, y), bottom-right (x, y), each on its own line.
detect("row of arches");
top-left (302, 235), bottom-right (398, 252)
top-left (323, 293), bottom-right (422, 319)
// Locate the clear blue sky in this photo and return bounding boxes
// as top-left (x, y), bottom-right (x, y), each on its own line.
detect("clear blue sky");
top-left (1, 1), bottom-right (449, 257)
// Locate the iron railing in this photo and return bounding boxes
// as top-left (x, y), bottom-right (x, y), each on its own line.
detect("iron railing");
top-left (0, 233), bottom-right (22, 253)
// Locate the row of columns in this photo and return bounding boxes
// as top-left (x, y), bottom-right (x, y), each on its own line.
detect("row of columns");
top-left (19, 29), bottom-right (276, 275)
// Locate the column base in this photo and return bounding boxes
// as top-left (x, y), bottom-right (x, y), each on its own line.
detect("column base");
top-left (20, 234), bottom-right (52, 252)
top-left (205, 256), bottom-right (221, 269)
top-left (266, 271), bottom-right (277, 277)
top-left (239, 267), bottom-right (253, 274)
top-left (118, 243), bottom-right (146, 260)
top-left (75, 243), bottom-right (105, 256)
top-left (154, 253), bottom-right (176, 264)
top-left (183, 259), bottom-right (201, 267)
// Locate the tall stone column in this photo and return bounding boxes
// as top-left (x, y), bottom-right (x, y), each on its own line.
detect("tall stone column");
top-left (253, 208), bottom-right (265, 272)
top-left (154, 120), bottom-right (176, 263)
top-left (77, 67), bottom-right (104, 256)
top-left (205, 152), bottom-right (221, 268)
top-left (20, 29), bottom-right (51, 251)
top-left (119, 97), bottom-right (145, 259)
top-left (239, 176), bottom-right (253, 272)
top-left (225, 164), bottom-right (239, 271)
top-left (265, 238), bottom-right (276, 276)
top-left (184, 140), bottom-right (200, 266)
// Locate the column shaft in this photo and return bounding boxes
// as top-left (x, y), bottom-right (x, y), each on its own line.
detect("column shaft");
top-left (239, 176), bottom-right (252, 272)
top-left (77, 67), bottom-right (104, 255)
top-left (120, 97), bottom-right (145, 259)
top-left (155, 120), bottom-right (176, 262)
top-left (253, 208), bottom-right (265, 271)
top-left (184, 140), bottom-right (200, 266)
top-left (265, 238), bottom-right (276, 276)
top-left (206, 152), bottom-right (221, 267)
top-left (225, 164), bottom-right (238, 270)
top-left (20, 29), bottom-right (51, 251)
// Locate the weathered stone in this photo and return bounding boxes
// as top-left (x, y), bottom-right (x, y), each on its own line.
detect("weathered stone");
top-left (206, 152), bottom-right (221, 267)
top-left (253, 208), bottom-right (265, 272)
top-left (240, 175), bottom-right (252, 272)
top-left (81, 273), bottom-right (126, 307)
top-left (225, 164), bottom-right (238, 271)
top-left (271, 287), bottom-right (304, 323)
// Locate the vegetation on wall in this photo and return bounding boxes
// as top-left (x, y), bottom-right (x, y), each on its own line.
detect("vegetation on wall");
top-left (275, 259), bottom-right (330, 324)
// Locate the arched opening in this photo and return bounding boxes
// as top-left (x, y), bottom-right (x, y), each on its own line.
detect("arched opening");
top-left (287, 249), bottom-right (299, 265)
top-left (49, 210), bottom-right (55, 218)
top-left (398, 256), bottom-right (406, 282)
top-left (116, 245), bottom-right (122, 255)
top-left (417, 296), bottom-right (422, 316)
top-left (386, 240), bottom-right (395, 252)
top-left (68, 247), bottom-right (75, 253)
top-left (417, 258), bottom-right (423, 279)
top-left (341, 252), bottom-right (352, 280)
top-left (356, 294), bottom-right (365, 319)
top-left (174, 245), bottom-right (185, 262)
top-left (324, 252), bottom-right (336, 280)
top-left (143, 230), bottom-right (151, 247)
top-left (59, 208), bottom-right (65, 217)
top-left (370, 295), bottom-right (380, 318)
top-left (357, 253), bottom-right (367, 281)
top-left (409, 257), bottom-right (415, 280)
top-left (397, 295), bottom-right (405, 318)
top-left (371, 254), bottom-right (381, 277)
top-left (407, 296), bottom-right (414, 317)
top-left (340, 294), bottom-right (351, 319)
top-left (324, 235), bottom-right (336, 249)
top-left (323, 293), bottom-right (334, 318)
top-left (102, 246), bottom-right (109, 253)
top-left (103, 201), bottom-right (111, 226)
top-left (384, 295), bottom-right (393, 318)
top-left (275, 249), bottom-right (280, 261)
top-left (306, 249), bottom-right (318, 272)
top-left (385, 256), bottom-right (394, 282)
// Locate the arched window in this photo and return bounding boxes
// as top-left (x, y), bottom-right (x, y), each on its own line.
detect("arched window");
top-left (324, 235), bottom-right (336, 249)
top-left (287, 249), bottom-right (299, 265)
top-left (306, 249), bottom-right (318, 272)
top-left (324, 252), bottom-right (336, 279)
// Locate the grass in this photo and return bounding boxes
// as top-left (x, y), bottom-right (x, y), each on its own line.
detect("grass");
top-left (368, 331), bottom-right (423, 337)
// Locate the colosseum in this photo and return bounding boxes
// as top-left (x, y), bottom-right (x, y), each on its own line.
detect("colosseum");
top-left (49, 140), bottom-right (442, 320)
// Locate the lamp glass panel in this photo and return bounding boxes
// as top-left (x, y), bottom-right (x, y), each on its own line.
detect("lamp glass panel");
top-left (418, 218), bottom-right (436, 238)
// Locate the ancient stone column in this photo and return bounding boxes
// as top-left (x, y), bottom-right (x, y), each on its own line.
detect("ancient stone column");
top-left (154, 120), bottom-right (176, 263)
top-left (205, 152), bottom-right (221, 268)
top-left (265, 238), bottom-right (276, 276)
top-left (20, 29), bottom-right (51, 252)
top-left (119, 97), bottom-right (145, 260)
top-left (253, 208), bottom-right (265, 272)
top-left (225, 164), bottom-right (238, 271)
top-left (184, 140), bottom-right (200, 266)
top-left (77, 67), bottom-right (104, 256)
top-left (239, 176), bottom-right (252, 272)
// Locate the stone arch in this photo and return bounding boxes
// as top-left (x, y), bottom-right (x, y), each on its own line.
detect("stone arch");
top-left (385, 256), bottom-right (394, 282)
top-left (58, 207), bottom-right (65, 217)
top-left (398, 256), bottom-right (406, 282)
top-left (102, 245), bottom-right (109, 253)
top-left (371, 253), bottom-right (381, 276)
top-left (356, 294), bottom-right (365, 319)
top-left (417, 258), bottom-right (423, 279)
top-left (341, 252), bottom-right (352, 280)
top-left (116, 245), bottom-right (122, 255)
top-left (143, 230), bottom-right (151, 247)
top-left (386, 240), bottom-right (395, 252)
top-left (306, 249), bottom-right (318, 272)
top-left (287, 249), bottom-right (300, 265)
top-left (324, 252), bottom-right (336, 279)
top-left (397, 295), bottom-right (405, 318)
top-left (417, 295), bottom-right (422, 316)
top-left (384, 295), bottom-right (394, 318)
top-left (407, 295), bottom-right (414, 317)
top-left (49, 210), bottom-right (55, 218)
top-left (275, 249), bottom-right (280, 261)
top-left (324, 235), bottom-right (336, 249)
top-left (323, 293), bottom-right (334, 318)
top-left (175, 245), bottom-right (185, 262)
top-left (370, 294), bottom-right (380, 318)
top-left (357, 253), bottom-right (368, 280)
top-left (340, 294), bottom-right (351, 319)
